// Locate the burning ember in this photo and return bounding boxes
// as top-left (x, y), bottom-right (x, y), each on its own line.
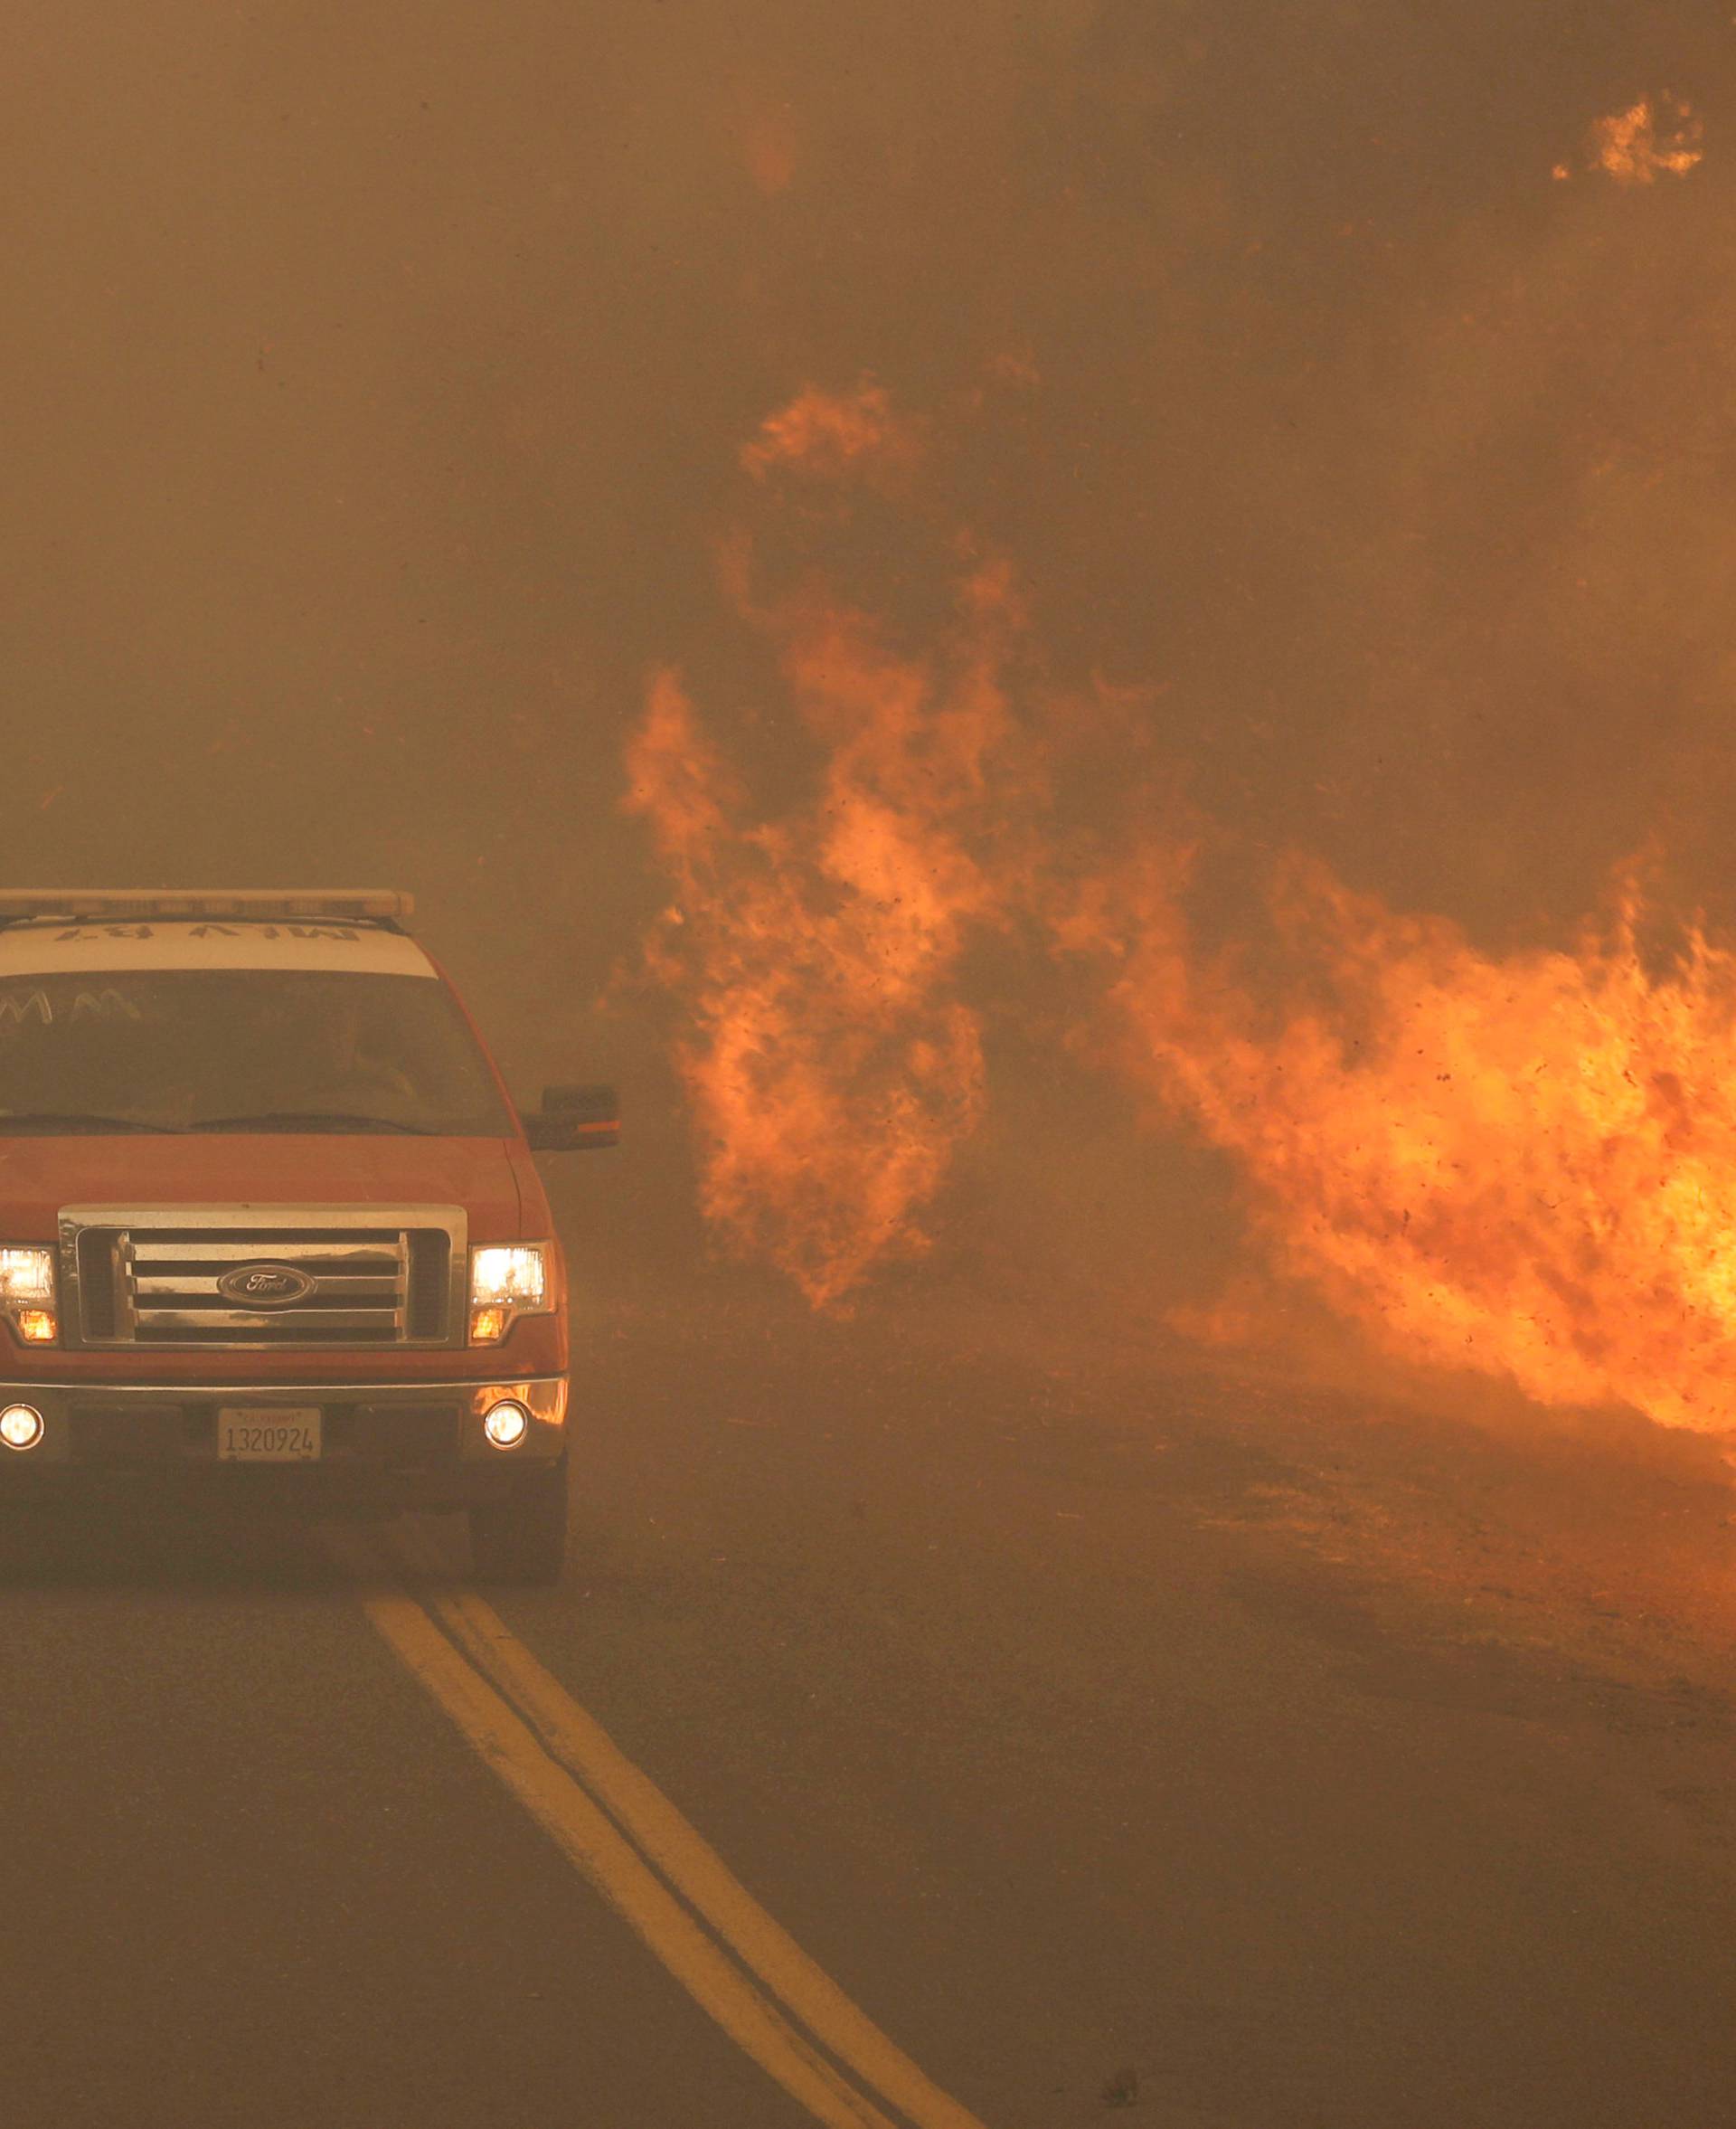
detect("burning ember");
top-left (739, 378), bottom-right (923, 488)
top-left (1580, 94), bottom-right (1703, 185)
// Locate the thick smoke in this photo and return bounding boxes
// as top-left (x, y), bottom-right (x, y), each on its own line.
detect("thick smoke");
top-left (5, 3), bottom-right (1736, 1357)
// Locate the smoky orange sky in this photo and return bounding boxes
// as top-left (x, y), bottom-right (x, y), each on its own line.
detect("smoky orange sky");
top-left (8, 2), bottom-right (1736, 1382)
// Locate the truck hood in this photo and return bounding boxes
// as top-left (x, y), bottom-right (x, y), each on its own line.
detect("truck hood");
top-left (0, 1132), bottom-right (525, 1241)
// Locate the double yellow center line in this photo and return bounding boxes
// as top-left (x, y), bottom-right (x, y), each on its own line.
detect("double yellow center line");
top-left (325, 1524), bottom-right (988, 2129)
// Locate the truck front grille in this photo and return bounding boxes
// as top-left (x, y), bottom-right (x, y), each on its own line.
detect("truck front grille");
top-left (127, 1229), bottom-right (407, 1344)
top-left (61, 1206), bottom-right (465, 1349)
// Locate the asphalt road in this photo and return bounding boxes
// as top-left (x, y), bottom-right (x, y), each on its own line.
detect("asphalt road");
top-left (4, 1282), bottom-right (1736, 2129)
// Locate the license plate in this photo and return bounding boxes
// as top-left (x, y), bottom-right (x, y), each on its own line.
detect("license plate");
top-left (217, 1407), bottom-right (322, 1462)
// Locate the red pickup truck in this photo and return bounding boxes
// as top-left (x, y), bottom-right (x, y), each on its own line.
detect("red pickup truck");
top-left (0, 892), bottom-right (617, 1584)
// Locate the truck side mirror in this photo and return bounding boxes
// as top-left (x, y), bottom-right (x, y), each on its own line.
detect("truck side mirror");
top-left (523, 1082), bottom-right (620, 1152)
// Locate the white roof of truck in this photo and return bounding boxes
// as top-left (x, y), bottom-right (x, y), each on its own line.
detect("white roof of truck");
top-left (0, 919), bottom-right (438, 979)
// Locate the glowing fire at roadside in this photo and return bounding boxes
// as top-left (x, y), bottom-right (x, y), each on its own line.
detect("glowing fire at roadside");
top-left (1059, 848), bottom-right (1736, 1434)
top-left (623, 550), bottom-right (1026, 1310)
top-left (1587, 95), bottom-right (1703, 185)
top-left (634, 378), bottom-right (1736, 1440)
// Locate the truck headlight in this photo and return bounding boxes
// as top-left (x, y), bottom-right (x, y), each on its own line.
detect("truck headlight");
top-left (0, 1247), bottom-right (57, 1345)
top-left (468, 1245), bottom-right (549, 1345)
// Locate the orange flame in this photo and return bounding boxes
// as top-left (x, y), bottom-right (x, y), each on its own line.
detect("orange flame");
top-left (624, 552), bottom-right (1027, 1309)
top-left (1588, 95), bottom-right (1703, 185)
top-left (739, 379), bottom-right (923, 487)
top-left (1058, 847), bottom-right (1736, 1434)
top-left (636, 381), bottom-right (1736, 1442)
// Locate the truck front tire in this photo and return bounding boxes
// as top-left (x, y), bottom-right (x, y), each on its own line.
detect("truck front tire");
top-left (468, 1460), bottom-right (568, 1586)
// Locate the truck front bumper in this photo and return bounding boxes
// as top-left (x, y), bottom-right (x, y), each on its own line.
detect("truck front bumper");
top-left (0, 1375), bottom-right (567, 1512)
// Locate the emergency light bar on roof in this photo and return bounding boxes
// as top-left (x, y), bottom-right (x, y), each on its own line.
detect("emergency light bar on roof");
top-left (0, 891), bottom-right (414, 927)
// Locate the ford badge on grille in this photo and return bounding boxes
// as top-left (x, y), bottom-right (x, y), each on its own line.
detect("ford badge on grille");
top-left (215, 1264), bottom-right (316, 1308)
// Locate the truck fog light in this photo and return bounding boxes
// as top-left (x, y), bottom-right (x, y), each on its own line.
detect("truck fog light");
top-left (483, 1399), bottom-right (530, 1450)
top-left (0, 1404), bottom-right (44, 1451)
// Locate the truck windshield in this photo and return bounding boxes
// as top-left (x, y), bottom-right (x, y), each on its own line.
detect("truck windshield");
top-left (0, 970), bottom-right (514, 1135)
